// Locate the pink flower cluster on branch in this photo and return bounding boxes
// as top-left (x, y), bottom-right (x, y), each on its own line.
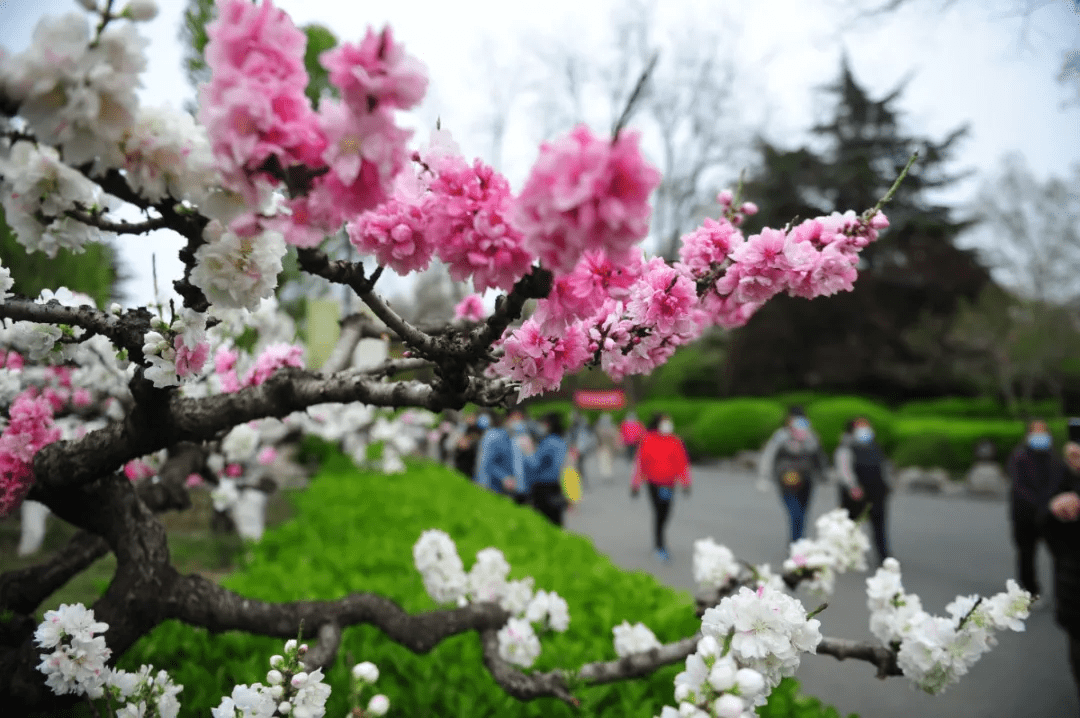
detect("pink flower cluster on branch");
top-left (0, 388), bottom-right (62, 517)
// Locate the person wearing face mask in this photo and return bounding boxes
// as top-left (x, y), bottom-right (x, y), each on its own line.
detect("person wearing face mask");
top-left (522, 413), bottom-right (571, 526)
top-left (1007, 418), bottom-right (1066, 597)
top-left (834, 416), bottom-right (891, 565)
top-left (758, 406), bottom-right (827, 543)
top-left (630, 413), bottom-right (692, 562)
top-left (1045, 424), bottom-right (1080, 703)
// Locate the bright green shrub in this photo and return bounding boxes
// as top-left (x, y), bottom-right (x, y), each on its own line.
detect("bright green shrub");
top-left (805, 397), bottom-right (896, 454)
top-left (758, 678), bottom-right (857, 718)
top-left (896, 396), bottom-right (1007, 419)
top-left (635, 398), bottom-right (719, 434)
top-left (772, 391), bottom-right (839, 410)
top-left (686, 399), bottom-right (787, 458)
top-left (891, 417), bottom-right (1027, 471)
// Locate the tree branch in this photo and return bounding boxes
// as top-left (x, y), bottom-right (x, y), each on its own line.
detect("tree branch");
top-left (0, 299), bottom-right (152, 361)
top-left (0, 532), bottom-right (109, 615)
top-left (65, 208), bottom-right (170, 235)
top-left (816, 636), bottom-right (902, 679)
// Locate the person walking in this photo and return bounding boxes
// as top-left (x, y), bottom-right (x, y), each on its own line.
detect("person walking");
top-left (594, 413), bottom-right (620, 484)
top-left (569, 412), bottom-right (596, 492)
top-left (1007, 418), bottom-right (1066, 598)
top-left (620, 411), bottom-right (646, 461)
top-left (473, 412), bottom-right (517, 496)
top-left (522, 412), bottom-right (571, 527)
top-left (758, 406), bottom-right (827, 543)
top-left (631, 413), bottom-right (692, 562)
top-left (835, 416), bottom-right (892, 565)
top-left (1046, 428), bottom-right (1080, 706)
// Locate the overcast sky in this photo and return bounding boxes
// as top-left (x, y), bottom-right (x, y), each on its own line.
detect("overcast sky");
top-left (1, 0), bottom-right (1078, 307)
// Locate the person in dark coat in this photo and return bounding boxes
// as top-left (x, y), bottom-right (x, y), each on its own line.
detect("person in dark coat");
top-left (1007, 418), bottom-right (1066, 597)
top-left (1046, 434), bottom-right (1080, 706)
top-left (522, 413), bottom-right (570, 527)
top-left (834, 416), bottom-right (891, 565)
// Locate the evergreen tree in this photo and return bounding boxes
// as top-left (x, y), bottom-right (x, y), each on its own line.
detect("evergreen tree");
top-left (724, 59), bottom-right (990, 399)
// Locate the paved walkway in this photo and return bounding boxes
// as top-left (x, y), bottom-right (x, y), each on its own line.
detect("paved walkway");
top-left (563, 455), bottom-right (1076, 718)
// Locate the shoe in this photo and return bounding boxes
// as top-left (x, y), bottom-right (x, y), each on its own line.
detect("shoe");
top-left (655, 548), bottom-right (671, 563)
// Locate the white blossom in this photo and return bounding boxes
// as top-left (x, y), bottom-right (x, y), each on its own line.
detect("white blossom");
top-left (350, 661), bottom-right (379, 684)
top-left (496, 618), bottom-right (541, 668)
top-left (34, 604), bottom-right (112, 699)
top-left (366, 694), bottom-right (390, 717)
top-left (211, 683), bottom-right (276, 718)
top-left (467, 547), bottom-right (511, 603)
top-left (289, 667), bottom-right (331, 718)
top-left (692, 538), bottom-right (740, 591)
top-left (412, 529), bottom-right (467, 605)
top-left (191, 221), bottom-right (286, 313)
top-left (210, 478), bottom-right (240, 512)
top-left (222, 423), bottom-right (260, 463)
top-left (124, 0), bottom-right (159, 21)
top-left (0, 262), bottom-right (12, 302)
top-left (499, 577), bottom-right (535, 617)
top-left (612, 620), bottom-right (662, 657)
top-left (121, 104), bottom-right (215, 202)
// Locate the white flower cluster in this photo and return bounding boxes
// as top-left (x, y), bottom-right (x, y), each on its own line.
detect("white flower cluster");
top-left (412, 529), bottom-right (468, 605)
top-left (120, 104), bottom-right (216, 204)
top-left (191, 220), bottom-right (287, 313)
top-left (142, 308), bottom-right (209, 388)
top-left (210, 477), bottom-right (241, 512)
top-left (34, 603), bottom-right (112, 699)
top-left (0, 261), bottom-right (12, 302)
top-left (0, 142), bottom-right (111, 257)
top-left (496, 618), bottom-right (543, 669)
top-left (4, 320), bottom-right (63, 362)
top-left (412, 531), bottom-right (570, 668)
top-left (212, 639), bottom-right (331, 718)
top-left (700, 585), bottom-right (822, 691)
top-left (222, 423), bottom-right (260, 464)
top-left (866, 559), bottom-right (1031, 694)
top-left (2, 12), bottom-right (147, 170)
top-left (107, 664), bottom-right (183, 718)
top-left (661, 635), bottom-right (769, 718)
top-left (524, 589), bottom-right (570, 633)
top-left (612, 620), bottom-right (662, 657)
top-left (350, 661), bottom-right (389, 716)
top-left (782, 508), bottom-right (870, 598)
top-left (693, 538), bottom-right (741, 592)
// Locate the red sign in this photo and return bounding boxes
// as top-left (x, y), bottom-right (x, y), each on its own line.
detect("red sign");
top-left (573, 389), bottom-right (626, 410)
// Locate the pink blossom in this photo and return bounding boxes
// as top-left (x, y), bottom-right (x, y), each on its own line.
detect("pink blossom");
top-left (678, 217), bottom-right (743, 274)
top-left (42, 388), bottom-right (67, 413)
top-left (175, 334), bottom-right (211, 378)
top-left (199, 0), bottom-right (326, 201)
top-left (430, 156), bottom-right (533, 292)
top-left (454, 294), bottom-right (486, 322)
top-left (511, 125), bottom-right (660, 275)
top-left (123, 459), bottom-right (155, 482)
top-left (492, 320), bottom-right (590, 399)
top-left (320, 26), bottom-right (428, 112)
top-left (185, 473), bottom-right (205, 488)
top-left (625, 258), bottom-right (698, 336)
top-left (72, 388), bottom-right (92, 407)
top-left (730, 228), bottom-right (788, 270)
top-left (225, 463), bottom-right (244, 478)
top-left (256, 446), bottom-right (278, 465)
top-left (244, 343), bottom-right (305, 387)
top-left (0, 389), bottom-right (61, 517)
top-left (347, 195), bottom-right (435, 274)
top-left (2, 351), bottom-right (23, 370)
top-left (44, 366), bottom-right (73, 388)
top-left (215, 347), bottom-right (239, 374)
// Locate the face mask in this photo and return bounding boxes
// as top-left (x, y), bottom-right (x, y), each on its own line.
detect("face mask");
top-left (791, 417), bottom-right (810, 431)
top-left (1028, 432), bottom-right (1051, 451)
top-left (659, 420), bottom-right (674, 435)
top-left (854, 426), bottom-right (874, 443)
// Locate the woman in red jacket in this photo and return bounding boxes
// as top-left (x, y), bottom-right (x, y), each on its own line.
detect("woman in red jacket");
top-left (631, 413), bottom-right (692, 562)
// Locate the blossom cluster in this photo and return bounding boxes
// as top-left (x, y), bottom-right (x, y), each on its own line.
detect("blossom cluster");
top-left (866, 559), bottom-right (1031, 694)
top-left (693, 538), bottom-right (741, 592)
top-left (782, 508), bottom-right (871, 598)
top-left (106, 663), bottom-right (183, 718)
top-left (141, 308), bottom-right (211, 388)
top-left (34, 603), bottom-right (112, 699)
top-left (0, 387), bottom-right (62, 516)
top-left (212, 639), bottom-right (331, 718)
top-left (700, 585), bottom-right (822, 691)
top-left (613, 620), bottom-right (663, 657)
top-left (412, 530), bottom-right (569, 668)
top-left (663, 634), bottom-right (771, 718)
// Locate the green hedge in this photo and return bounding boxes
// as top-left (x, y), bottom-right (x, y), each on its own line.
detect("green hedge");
top-left (120, 453), bottom-right (843, 717)
top-left (890, 417), bottom-right (1070, 472)
top-left (896, 396), bottom-right (1063, 420)
top-left (686, 398), bottom-right (787, 458)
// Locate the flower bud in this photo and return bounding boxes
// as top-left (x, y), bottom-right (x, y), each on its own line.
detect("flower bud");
top-left (713, 694), bottom-right (744, 718)
top-left (367, 694), bottom-right (390, 716)
top-left (708, 659), bottom-right (736, 692)
top-left (284, 639), bottom-right (298, 653)
top-left (735, 668), bottom-right (765, 698)
top-left (351, 661), bottom-right (379, 684)
top-left (739, 201), bottom-right (758, 216)
top-left (717, 189), bottom-right (734, 206)
top-left (299, 643), bottom-right (308, 654)
top-left (673, 683), bottom-right (691, 702)
top-left (269, 655), bottom-right (284, 668)
top-left (277, 701), bottom-right (291, 715)
top-left (123, 0), bottom-right (158, 21)
top-left (291, 671), bottom-right (308, 688)
top-left (269, 685), bottom-right (284, 700)
top-left (695, 635), bottom-right (720, 658)
top-left (266, 669), bottom-right (283, 685)
top-left (109, 303), bottom-right (122, 315)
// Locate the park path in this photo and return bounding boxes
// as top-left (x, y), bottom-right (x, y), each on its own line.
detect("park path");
top-left (562, 455), bottom-right (1076, 718)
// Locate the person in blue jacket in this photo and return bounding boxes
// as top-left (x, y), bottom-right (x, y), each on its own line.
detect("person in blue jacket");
top-left (472, 412), bottom-right (518, 496)
top-left (523, 412), bottom-right (570, 526)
